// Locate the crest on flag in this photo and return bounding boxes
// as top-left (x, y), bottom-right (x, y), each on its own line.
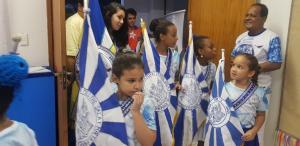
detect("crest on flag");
top-left (76, 0), bottom-right (128, 145)
top-left (204, 50), bottom-right (244, 146)
top-left (173, 21), bottom-right (206, 146)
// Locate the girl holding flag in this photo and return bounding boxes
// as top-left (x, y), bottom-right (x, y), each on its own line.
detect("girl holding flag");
top-left (225, 53), bottom-right (268, 146)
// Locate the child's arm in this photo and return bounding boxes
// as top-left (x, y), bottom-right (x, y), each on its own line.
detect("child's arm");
top-left (242, 111), bottom-right (265, 141)
top-left (131, 92), bottom-right (156, 146)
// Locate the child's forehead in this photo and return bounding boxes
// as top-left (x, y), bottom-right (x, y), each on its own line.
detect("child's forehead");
top-left (121, 67), bottom-right (144, 76)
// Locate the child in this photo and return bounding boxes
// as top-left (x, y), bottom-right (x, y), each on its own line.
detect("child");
top-left (194, 35), bottom-right (216, 91)
top-left (0, 55), bottom-right (38, 146)
top-left (192, 35), bottom-right (217, 146)
top-left (111, 51), bottom-right (156, 146)
top-left (153, 19), bottom-right (180, 82)
top-left (225, 53), bottom-right (268, 146)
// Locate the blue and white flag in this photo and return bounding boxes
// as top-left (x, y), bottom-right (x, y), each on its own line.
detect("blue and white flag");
top-left (141, 19), bottom-right (177, 146)
top-left (173, 21), bottom-right (207, 146)
top-left (204, 51), bottom-right (244, 146)
top-left (75, 0), bottom-right (128, 145)
top-left (75, 0), bottom-right (116, 73)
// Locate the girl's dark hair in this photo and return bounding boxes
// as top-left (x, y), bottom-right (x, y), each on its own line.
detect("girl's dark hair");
top-left (193, 35), bottom-right (209, 57)
top-left (237, 53), bottom-right (261, 85)
top-left (153, 19), bottom-right (175, 43)
top-left (0, 86), bottom-right (14, 116)
top-left (104, 2), bottom-right (128, 48)
top-left (112, 51), bottom-right (144, 78)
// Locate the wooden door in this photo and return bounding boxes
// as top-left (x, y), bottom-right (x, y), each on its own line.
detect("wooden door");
top-left (47, 0), bottom-right (68, 146)
top-left (188, 0), bottom-right (255, 80)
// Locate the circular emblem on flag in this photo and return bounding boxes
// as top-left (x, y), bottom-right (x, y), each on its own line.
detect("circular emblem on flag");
top-left (144, 72), bottom-right (170, 111)
top-left (207, 97), bottom-right (230, 128)
top-left (76, 88), bottom-right (103, 145)
top-left (98, 45), bottom-right (114, 71)
top-left (178, 74), bottom-right (200, 110)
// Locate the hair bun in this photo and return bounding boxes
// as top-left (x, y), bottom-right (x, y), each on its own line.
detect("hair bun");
top-left (0, 55), bottom-right (29, 86)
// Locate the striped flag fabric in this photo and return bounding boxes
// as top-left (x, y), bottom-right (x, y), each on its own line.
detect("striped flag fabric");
top-left (204, 51), bottom-right (244, 146)
top-left (141, 19), bottom-right (177, 146)
top-left (75, 0), bottom-right (128, 145)
top-left (173, 21), bottom-right (207, 146)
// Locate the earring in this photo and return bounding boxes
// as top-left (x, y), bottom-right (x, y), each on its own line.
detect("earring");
top-left (200, 55), bottom-right (204, 58)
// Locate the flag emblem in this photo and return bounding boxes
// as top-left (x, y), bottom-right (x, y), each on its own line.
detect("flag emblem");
top-left (178, 74), bottom-right (200, 110)
top-left (207, 97), bottom-right (230, 128)
top-left (144, 72), bottom-right (171, 111)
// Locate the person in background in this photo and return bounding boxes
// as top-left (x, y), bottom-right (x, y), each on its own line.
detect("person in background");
top-left (0, 55), bottom-right (38, 146)
top-left (191, 35), bottom-right (216, 146)
top-left (231, 3), bottom-right (282, 145)
top-left (66, 0), bottom-right (84, 73)
top-left (104, 2), bottom-right (129, 52)
top-left (126, 8), bottom-right (142, 52)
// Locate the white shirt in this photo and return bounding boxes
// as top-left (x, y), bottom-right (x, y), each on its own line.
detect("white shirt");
top-left (0, 121), bottom-right (38, 146)
top-left (232, 29), bottom-right (282, 88)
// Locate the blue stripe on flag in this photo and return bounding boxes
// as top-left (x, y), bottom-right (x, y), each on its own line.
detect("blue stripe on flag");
top-left (154, 112), bottom-right (161, 146)
top-left (79, 19), bottom-right (89, 86)
top-left (192, 109), bottom-right (197, 137)
top-left (205, 123), bottom-right (209, 136)
top-left (174, 109), bottom-right (185, 146)
top-left (226, 122), bottom-right (243, 146)
top-left (164, 108), bottom-right (173, 131)
top-left (209, 128), bottom-right (214, 146)
top-left (101, 122), bottom-right (128, 145)
top-left (91, 143), bottom-right (96, 146)
top-left (100, 94), bottom-right (119, 111)
top-left (170, 95), bottom-right (177, 109)
top-left (88, 56), bottom-right (107, 95)
top-left (216, 128), bottom-right (225, 146)
top-left (89, 0), bottom-right (105, 45)
top-left (218, 66), bottom-right (224, 96)
top-left (150, 42), bottom-right (161, 72)
top-left (200, 100), bottom-right (209, 115)
top-left (212, 79), bottom-right (218, 98)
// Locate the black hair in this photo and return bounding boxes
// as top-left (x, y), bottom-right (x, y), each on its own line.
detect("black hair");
top-left (112, 51), bottom-right (144, 78)
top-left (126, 8), bottom-right (137, 16)
top-left (252, 3), bottom-right (268, 18)
top-left (153, 19), bottom-right (175, 43)
top-left (104, 2), bottom-right (128, 48)
top-left (236, 53), bottom-right (260, 85)
top-left (78, 0), bottom-right (83, 6)
top-left (193, 35), bottom-right (209, 57)
top-left (0, 86), bottom-right (15, 117)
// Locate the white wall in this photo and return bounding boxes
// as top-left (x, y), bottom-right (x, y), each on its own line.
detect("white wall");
top-left (260, 0), bottom-right (292, 145)
top-left (5, 0), bottom-right (49, 66)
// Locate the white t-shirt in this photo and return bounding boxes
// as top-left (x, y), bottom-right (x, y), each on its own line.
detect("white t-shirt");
top-left (232, 29), bottom-right (283, 88)
top-left (225, 82), bottom-right (268, 128)
top-left (0, 121), bottom-right (38, 146)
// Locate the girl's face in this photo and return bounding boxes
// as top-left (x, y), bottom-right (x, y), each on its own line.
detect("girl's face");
top-left (111, 8), bottom-right (125, 31)
top-left (114, 67), bottom-right (144, 98)
top-left (198, 38), bottom-right (216, 60)
top-left (160, 25), bottom-right (178, 48)
top-left (230, 55), bottom-right (255, 82)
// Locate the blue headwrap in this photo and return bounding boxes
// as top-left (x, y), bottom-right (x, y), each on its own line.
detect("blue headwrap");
top-left (0, 55), bottom-right (29, 87)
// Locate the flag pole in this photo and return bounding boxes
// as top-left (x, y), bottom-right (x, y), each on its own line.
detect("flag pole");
top-left (221, 48), bottom-right (225, 60)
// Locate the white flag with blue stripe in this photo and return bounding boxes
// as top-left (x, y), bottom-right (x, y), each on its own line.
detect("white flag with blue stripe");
top-left (141, 19), bottom-right (177, 146)
top-left (173, 21), bottom-right (207, 146)
top-left (75, 0), bottom-right (128, 145)
top-left (204, 51), bottom-right (244, 146)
